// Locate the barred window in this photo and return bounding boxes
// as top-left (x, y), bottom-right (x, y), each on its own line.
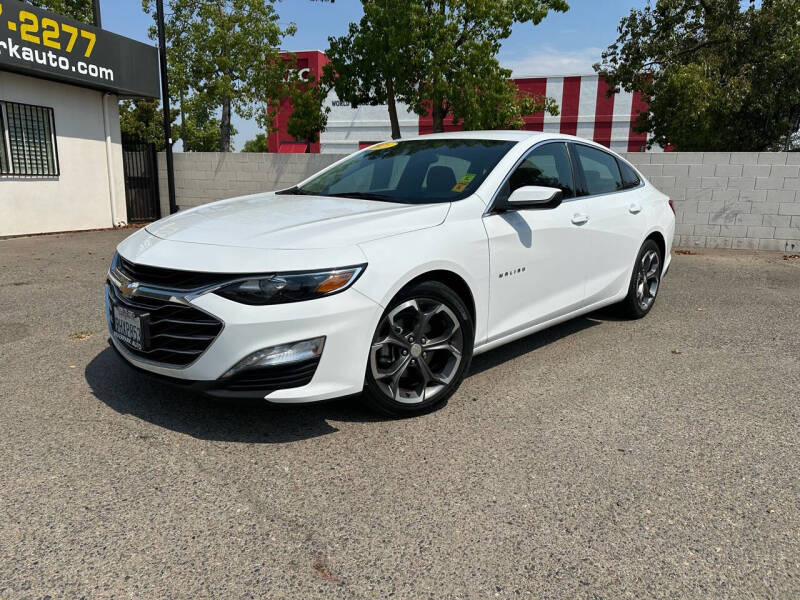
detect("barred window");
top-left (0, 101), bottom-right (59, 177)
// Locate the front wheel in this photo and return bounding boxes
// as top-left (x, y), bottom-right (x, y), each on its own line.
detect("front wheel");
top-left (362, 281), bottom-right (474, 417)
top-left (618, 239), bottom-right (663, 319)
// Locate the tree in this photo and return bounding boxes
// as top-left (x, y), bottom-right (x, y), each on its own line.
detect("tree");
top-left (411, 0), bottom-right (568, 133)
top-left (142, 0), bottom-right (295, 152)
top-left (286, 75), bottom-right (330, 147)
top-left (325, 0), bottom-right (567, 136)
top-left (25, 0), bottom-right (93, 22)
top-left (596, 0), bottom-right (800, 151)
top-left (461, 79), bottom-right (558, 130)
top-left (324, 1), bottom-right (423, 139)
top-left (119, 99), bottom-right (179, 150)
top-left (242, 133), bottom-right (270, 152)
top-left (119, 97), bottom-right (227, 151)
top-left (181, 96), bottom-right (235, 151)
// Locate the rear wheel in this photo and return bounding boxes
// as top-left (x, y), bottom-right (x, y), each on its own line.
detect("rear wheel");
top-left (619, 239), bottom-right (663, 319)
top-left (362, 281), bottom-right (474, 417)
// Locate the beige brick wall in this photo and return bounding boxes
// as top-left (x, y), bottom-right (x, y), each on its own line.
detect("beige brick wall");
top-left (622, 152), bottom-right (800, 252)
top-left (157, 152), bottom-right (345, 218)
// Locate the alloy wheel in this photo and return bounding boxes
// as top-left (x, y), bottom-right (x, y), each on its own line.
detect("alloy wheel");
top-left (635, 248), bottom-right (661, 311)
top-left (369, 298), bottom-right (464, 404)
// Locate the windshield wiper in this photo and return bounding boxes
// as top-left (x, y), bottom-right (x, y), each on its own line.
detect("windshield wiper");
top-left (325, 192), bottom-right (397, 202)
top-left (276, 188), bottom-right (400, 202)
top-left (275, 186), bottom-right (316, 196)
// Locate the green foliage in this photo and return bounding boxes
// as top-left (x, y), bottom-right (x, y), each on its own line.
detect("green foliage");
top-left (119, 97), bottom-right (233, 152)
top-left (181, 96), bottom-right (234, 152)
top-left (24, 0), bottom-right (93, 22)
top-left (326, 0), bottom-right (567, 135)
top-left (468, 81), bottom-right (560, 130)
top-left (286, 74), bottom-right (330, 145)
top-left (324, 1), bottom-right (423, 138)
top-left (597, 0), bottom-right (800, 151)
top-left (181, 117), bottom-right (226, 152)
top-left (410, 0), bottom-right (568, 132)
top-left (119, 99), bottom-right (179, 151)
top-left (444, 63), bottom-right (560, 131)
top-left (241, 133), bottom-right (270, 153)
top-left (142, 0), bottom-right (295, 152)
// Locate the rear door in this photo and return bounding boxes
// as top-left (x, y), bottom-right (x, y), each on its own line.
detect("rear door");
top-left (569, 143), bottom-right (646, 303)
top-left (483, 142), bottom-right (592, 341)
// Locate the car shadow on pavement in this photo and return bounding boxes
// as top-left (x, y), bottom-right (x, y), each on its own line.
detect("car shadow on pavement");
top-left (86, 308), bottom-right (617, 444)
top-left (85, 345), bottom-right (381, 444)
top-left (468, 308), bottom-right (615, 376)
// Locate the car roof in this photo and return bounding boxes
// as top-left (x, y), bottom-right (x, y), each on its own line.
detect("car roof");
top-left (392, 130), bottom-right (633, 162)
top-left (399, 130), bottom-right (599, 145)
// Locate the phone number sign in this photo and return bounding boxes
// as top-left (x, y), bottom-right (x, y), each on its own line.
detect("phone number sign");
top-left (0, 0), bottom-right (159, 98)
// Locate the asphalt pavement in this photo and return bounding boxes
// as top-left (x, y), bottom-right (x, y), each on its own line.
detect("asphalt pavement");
top-left (1, 229), bottom-right (799, 599)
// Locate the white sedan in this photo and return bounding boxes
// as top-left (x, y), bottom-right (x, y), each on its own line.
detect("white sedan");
top-left (106, 132), bottom-right (675, 416)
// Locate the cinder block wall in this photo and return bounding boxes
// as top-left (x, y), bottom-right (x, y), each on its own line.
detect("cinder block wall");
top-left (622, 152), bottom-right (800, 252)
top-left (158, 151), bottom-right (800, 252)
top-left (157, 152), bottom-right (345, 217)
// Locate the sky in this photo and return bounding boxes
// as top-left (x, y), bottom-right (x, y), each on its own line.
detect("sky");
top-left (101, 0), bottom-right (649, 150)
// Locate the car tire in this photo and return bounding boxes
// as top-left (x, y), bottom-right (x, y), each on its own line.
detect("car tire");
top-left (362, 280), bottom-right (474, 417)
top-left (618, 239), bottom-right (663, 319)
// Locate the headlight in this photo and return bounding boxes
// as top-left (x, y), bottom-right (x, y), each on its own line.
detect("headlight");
top-left (214, 264), bottom-right (366, 305)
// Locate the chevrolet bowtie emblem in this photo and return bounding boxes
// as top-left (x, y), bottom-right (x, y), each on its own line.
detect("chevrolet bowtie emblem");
top-left (119, 281), bottom-right (140, 297)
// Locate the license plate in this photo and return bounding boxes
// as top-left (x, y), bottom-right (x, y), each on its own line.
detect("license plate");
top-left (113, 304), bottom-right (144, 350)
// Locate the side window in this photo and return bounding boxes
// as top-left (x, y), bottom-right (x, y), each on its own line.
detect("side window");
top-left (618, 159), bottom-right (641, 189)
top-left (573, 144), bottom-right (623, 195)
top-left (497, 142), bottom-right (575, 203)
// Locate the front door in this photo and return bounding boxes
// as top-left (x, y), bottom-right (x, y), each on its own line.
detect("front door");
top-left (483, 142), bottom-right (589, 342)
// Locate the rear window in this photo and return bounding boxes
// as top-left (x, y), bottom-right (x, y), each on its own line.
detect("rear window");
top-left (618, 159), bottom-right (641, 189)
top-left (574, 144), bottom-right (623, 195)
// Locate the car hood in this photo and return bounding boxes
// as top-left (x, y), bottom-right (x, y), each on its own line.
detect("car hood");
top-left (145, 192), bottom-right (450, 250)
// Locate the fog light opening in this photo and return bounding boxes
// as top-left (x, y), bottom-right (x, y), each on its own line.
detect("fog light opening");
top-left (221, 336), bottom-right (325, 379)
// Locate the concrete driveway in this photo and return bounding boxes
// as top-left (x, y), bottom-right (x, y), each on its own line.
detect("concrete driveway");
top-left (1, 229), bottom-right (798, 599)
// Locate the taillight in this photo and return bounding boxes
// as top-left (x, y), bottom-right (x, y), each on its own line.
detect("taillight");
top-left (668, 199), bottom-right (675, 214)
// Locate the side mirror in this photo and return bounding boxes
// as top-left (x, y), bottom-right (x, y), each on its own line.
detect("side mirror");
top-left (497, 185), bottom-right (563, 212)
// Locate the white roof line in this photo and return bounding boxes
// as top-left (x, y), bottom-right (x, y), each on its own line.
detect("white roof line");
top-left (510, 73), bottom-right (599, 79)
top-left (279, 49), bottom-right (326, 54)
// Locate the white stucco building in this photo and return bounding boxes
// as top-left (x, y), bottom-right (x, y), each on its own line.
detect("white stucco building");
top-left (0, 0), bottom-right (159, 237)
top-left (0, 71), bottom-right (129, 236)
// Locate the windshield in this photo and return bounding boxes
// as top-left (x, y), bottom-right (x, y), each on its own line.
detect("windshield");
top-left (282, 138), bottom-right (516, 204)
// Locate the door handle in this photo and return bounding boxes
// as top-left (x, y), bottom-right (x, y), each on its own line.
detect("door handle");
top-left (629, 203), bottom-right (642, 214)
top-left (571, 213), bottom-right (589, 226)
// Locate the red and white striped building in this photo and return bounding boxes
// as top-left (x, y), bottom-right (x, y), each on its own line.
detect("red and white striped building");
top-left (268, 51), bottom-right (654, 154)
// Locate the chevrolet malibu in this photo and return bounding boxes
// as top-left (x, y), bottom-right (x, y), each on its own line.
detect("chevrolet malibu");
top-left (106, 132), bottom-right (675, 416)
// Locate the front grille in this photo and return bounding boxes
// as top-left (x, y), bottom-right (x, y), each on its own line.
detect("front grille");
top-left (117, 255), bottom-right (235, 290)
top-left (223, 358), bottom-right (320, 392)
top-left (109, 283), bottom-right (223, 367)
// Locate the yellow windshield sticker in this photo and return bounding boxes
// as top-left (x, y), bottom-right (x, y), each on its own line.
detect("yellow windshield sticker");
top-left (451, 173), bottom-right (476, 192)
top-left (369, 141), bottom-right (398, 150)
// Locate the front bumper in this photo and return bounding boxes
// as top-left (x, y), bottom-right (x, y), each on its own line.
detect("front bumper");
top-left (110, 342), bottom-right (323, 400)
top-left (107, 284), bottom-right (384, 402)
